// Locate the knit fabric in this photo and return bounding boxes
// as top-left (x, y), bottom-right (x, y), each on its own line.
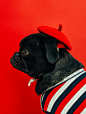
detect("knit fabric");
top-left (37, 26), bottom-right (72, 50)
top-left (41, 68), bottom-right (86, 114)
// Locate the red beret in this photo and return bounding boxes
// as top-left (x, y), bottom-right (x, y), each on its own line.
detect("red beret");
top-left (37, 25), bottom-right (72, 50)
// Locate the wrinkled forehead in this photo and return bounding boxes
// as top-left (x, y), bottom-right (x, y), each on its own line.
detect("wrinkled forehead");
top-left (19, 33), bottom-right (40, 47)
top-left (19, 33), bottom-right (51, 48)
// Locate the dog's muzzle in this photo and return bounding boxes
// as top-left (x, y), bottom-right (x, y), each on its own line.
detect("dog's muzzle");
top-left (10, 52), bottom-right (29, 73)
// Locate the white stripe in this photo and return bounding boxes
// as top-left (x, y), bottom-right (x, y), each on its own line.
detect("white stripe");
top-left (40, 93), bottom-right (46, 109)
top-left (40, 96), bottom-right (43, 109)
top-left (47, 71), bottom-right (85, 112)
top-left (63, 69), bottom-right (84, 81)
top-left (42, 93), bottom-right (46, 101)
top-left (43, 69), bottom-right (84, 93)
top-left (80, 108), bottom-right (86, 114)
top-left (61, 84), bottom-right (86, 114)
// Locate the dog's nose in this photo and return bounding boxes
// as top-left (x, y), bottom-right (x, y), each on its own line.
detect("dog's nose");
top-left (14, 52), bottom-right (19, 56)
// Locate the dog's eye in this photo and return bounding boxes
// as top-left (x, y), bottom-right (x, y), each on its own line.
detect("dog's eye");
top-left (21, 49), bottom-right (29, 55)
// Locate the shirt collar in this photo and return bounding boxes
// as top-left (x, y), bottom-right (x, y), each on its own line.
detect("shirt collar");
top-left (42, 68), bottom-right (85, 94)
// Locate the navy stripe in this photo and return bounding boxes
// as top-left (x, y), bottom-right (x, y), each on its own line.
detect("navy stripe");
top-left (43, 110), bottom-right (51, 114)
top-left (42, 70), bottom-right (84, 109)
top-left (50, 69), bottom-right (84, 88)
top-left (67, 92), bottom-right (86, 114)
top-left (43, 69), bottom-right (84, 96)
top-left (42, 82), bottom-right (65, 109)
top-left (51, 72), bottom-right (86, 114)
top-left (41, 89), bottom-right (52, 109)
top-left (58, 70), bottom-right (85, 86)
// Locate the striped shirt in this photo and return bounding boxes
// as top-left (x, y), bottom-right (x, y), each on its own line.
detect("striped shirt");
top-left (41, 68), bottom-right (86, 114)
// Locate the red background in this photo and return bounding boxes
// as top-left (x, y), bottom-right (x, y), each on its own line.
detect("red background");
top-left (0, 0), bottom-right (86, 114)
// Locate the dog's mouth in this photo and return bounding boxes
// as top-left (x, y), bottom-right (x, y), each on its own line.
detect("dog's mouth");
top-left (10, 57), bottom-right (22, 69)
top-left (10, 57), bottom-right (30, 73)
top-left (13, 57), bottom-right (22, 66)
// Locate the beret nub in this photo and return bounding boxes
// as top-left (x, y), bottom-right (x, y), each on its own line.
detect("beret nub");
top-left (37, 25), bottom-right (72, 50)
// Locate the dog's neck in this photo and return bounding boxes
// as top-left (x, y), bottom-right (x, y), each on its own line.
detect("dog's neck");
top-left (35, 49), bottom-right (84, 95)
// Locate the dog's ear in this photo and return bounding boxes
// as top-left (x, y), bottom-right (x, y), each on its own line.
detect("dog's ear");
top-left (44, 40), bottom-right (59, 64)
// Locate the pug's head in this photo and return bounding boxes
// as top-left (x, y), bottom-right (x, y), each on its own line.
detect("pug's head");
top-left (10, 33), bottom-right (59, 81)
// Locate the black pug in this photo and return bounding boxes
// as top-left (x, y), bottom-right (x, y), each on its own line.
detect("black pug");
top-left (10, 26), bottom-right (86, 114)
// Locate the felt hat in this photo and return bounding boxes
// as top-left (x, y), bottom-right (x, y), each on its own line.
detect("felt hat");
top-left (37, 25), bottom-right (72, 50)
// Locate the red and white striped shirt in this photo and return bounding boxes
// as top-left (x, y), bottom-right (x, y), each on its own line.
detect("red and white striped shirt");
top-left (41, 68), bottom-right (86, 114)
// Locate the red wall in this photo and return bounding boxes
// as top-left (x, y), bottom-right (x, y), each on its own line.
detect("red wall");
top-left (0, 0), bottom-right (86, 114)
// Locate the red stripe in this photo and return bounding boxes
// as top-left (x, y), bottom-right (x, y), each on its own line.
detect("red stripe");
top-left (55, 77), bottom-right (86, 114)
top-left (43, 82), bottom-right (66, 111)
top-left (73, 99), bottom-right (86, 114)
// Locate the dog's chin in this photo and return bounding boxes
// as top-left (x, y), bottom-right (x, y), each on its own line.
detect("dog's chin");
top-left (37, 76), bottom-right (43, 85)
top-left (28, 73), bottom-right (44, 88)
top-left (29, 72), bottom-right (43, 81)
